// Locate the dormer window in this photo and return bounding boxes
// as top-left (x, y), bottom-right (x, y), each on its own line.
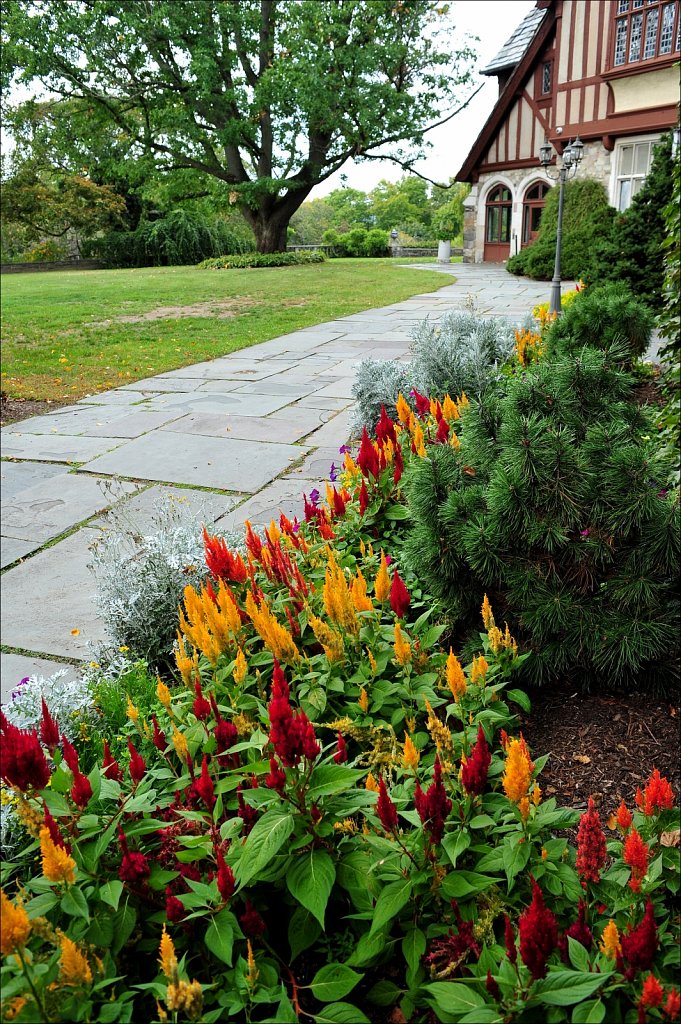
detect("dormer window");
top-left (613, 0), bottom-right (680, 67)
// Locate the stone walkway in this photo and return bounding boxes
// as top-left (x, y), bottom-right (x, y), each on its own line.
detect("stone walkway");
top-left (0, 263), bottom-right (570, 701)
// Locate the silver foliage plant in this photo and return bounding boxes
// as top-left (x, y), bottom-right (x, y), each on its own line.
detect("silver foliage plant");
top-left (3, 668), bottom-right (96, 740)
top-left (352, 310), bottom-right (532, 435)
top-left (89, 493), bottom-right (245, 669)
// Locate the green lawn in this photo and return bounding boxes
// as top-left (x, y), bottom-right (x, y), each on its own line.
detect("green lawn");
top-left (1, 259), bottom-right (451, 401)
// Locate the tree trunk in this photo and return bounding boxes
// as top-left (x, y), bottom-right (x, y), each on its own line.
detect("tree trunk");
top-left (253, 217), bottom-right (290, 254)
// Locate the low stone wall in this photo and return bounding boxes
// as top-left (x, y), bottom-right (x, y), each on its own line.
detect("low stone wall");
top-left (389, 246), bottom-right (463, 258)
top-left (1, 258), bottom-right (104, 274)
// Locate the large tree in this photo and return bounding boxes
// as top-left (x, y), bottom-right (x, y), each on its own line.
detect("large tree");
top-left (2, 0), bottom-right (477, 252)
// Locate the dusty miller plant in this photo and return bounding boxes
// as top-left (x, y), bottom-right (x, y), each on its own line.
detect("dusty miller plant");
top-left (2, 668), bottom-right (96, 740)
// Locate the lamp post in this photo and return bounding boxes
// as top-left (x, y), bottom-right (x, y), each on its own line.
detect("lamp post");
top-left (539, 136), bottom-right (584, 315)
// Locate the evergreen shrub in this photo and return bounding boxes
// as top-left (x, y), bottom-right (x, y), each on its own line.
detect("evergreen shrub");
top-left (403, 349), bottom-right (680, 692)
top-left (507, 179), bottom-right (616, 282)
top-left (546, 282), bottom-right (655, 363)
top-left (199, 249), bottom-right (326, 269)
top-left (321, 226), bottom-right (389, 257)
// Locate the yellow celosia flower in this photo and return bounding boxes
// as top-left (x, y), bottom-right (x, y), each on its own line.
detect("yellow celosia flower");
top-left (171, 726), bottom-right (189, 765)
top-left (233, 648), bottom-right (248, 686)
top-left (159, 924), bottom-right (178, 979)
top-left (245, 591), bottom-right (299, 663)
top-left (442, 394), bottom-right (460, 421)
top-left (0, 890), bottom-right (31, 956)
top-left (246, 940), bottom-right (259, 988)
top-left (266, 520), bottom-right (280, 544)
top-left (14, 795), bottom-right (43, 838)
top-left (366, 648), bottom-right (377, 675)
top-left (502, 623), bottom-right (518, 656)
top-left (424, 699), bottom-right (452, 754)
top-left (446, 649), bottom-right (467, 701)
top-left (358, 687), bottom-right (369, 713)
top-left (450, 432), bottom-right (461, 450)
top-left (156, 677), bottom-right (173, 714)
top-left (58, 932), bottom-right (92, 985)
top-left (532, 783), bottom-right (542, 807)
top-left (322, 550), bottom-right (359, 635)
top-left (412, 421), bottom-right (426, 458)
top-left (126, 695), bottom-right (139, 723)
top-left (4, 997), bottom-right (27, 1021)
top-left (180, 580), bottom-right (241, 665)
top-left (395, 392), bottom-right (411, 424)
top-left (481, 594), bottom-right (495, 630)
top-left (309, 615), bottom-right (345, 664)
top-left (175, 632), bottom-right (199, 688)
top-left (502, 737), bottom-right (533, 814)
top-left (350, 568), bottom-right (373, 613)
top-left (166, 979), bottom-right (203, 1019)
top-left (599, 920), bottom-right (622, 959)
top-left (344, 452), bottom-right (360, 478)
top-left (333, 819), bottom-right (358, 834)
top-left (393, 622), bottom-right (412, 666)
top-left (487, 626), bottom-right (503, 654)
top-left (365, 772), bottom-right (379, 792)
top-left (471, 654), bottom-right (489, 685)
top-left (402, 733), bottom-right (420, 771)
top-left (325, 481), bottom-right (335, 510)
top-left (374, 551), bottom-right (390, 603)
top-left (381, 438), bottom-right (394, 466)
top-left (457, 391), bottom-right (470, 412)
top-left (40, 826), bottom-right (76, 885)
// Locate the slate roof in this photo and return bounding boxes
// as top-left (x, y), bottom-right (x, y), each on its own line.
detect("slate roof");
top-left (480, 5), bottom-right (548, 76)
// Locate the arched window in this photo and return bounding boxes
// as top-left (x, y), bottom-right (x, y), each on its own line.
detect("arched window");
top-left (484, 185), bottom-right (512, 261)
top-left (522, 181), bottom-right (551, 246)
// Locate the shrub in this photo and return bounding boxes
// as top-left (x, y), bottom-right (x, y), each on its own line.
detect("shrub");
top-left (18, 239), bottom-right (68, 262)
top-left (546, 282), bottom-right (655, 363)
top-left (199, 249), bottom-right (326, 269)
top-left (403, 350), bottom-right (680, 691)
top-left (507, 179), bottom-right (616, 282)
top-left (351, 359), bottom-right (413, 437)
top-left (656, 133), bottom-right (681, 485)
top-left (364, 227), bottom-right (390, 257)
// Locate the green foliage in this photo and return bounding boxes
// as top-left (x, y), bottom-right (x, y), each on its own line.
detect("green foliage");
top-left (404, 349), bottom-right (680, 692)
top-left (592, 134), bottom-right (675, 307)
top-left (199, 249), bottom-right (326, 269)
top-left (322, 227), bottom-right (388, 258)
top-left (656, 134), bottom-right (681, 483)
top-left (546, 282), bottom-right (655, 363)
top-left (507, 179), bottom-right (616, 282)
top-left (84, 209), bottom-right (255, 268)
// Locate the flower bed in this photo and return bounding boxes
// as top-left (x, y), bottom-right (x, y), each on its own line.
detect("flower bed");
top-left (1, 393), bottom-right (679, 1024)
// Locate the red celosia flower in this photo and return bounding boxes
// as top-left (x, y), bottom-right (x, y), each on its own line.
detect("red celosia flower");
top-left (151, 715), bottom-right (167, 753)
top-left (192, 680), bottom-right (211, 722)
top-left (422, 902), bottom-right (481, 973)
top-left (486, 970), bottom-right (501, 1001)
top-left (559, 899), bottom-right (593, 962)
top-left (635, 787), bottom-right (645, 810)
top-left (0, 715), bottom-right (51, 791)
top-left (640, 973), bottom-right (664, 1009)
top-left (389, 570), bottom-right (411, 619)
top-left (102, 740), bottom-right (123, 783)
top-left (268, 659), bottom-right (320, 766)
top-left (616, 799), bottom-right (633, 832)
top-left (165, 890), bottom-right (185, 922)
top-left (71, 769), bottom-right (93, 808)
top-left (414, 756), bottom-right (452, 844)
top-left (410, 388), bottom-right (431, 417)
top-left (39, 698), bottom-right (60, 753)
top-left (237, 784), bottom-right (258, 834)
top-left (435, 417), bottom-right (450, 444)
top-left (624, 827), bottom-right (650, 893)
top-left (664, 988), bottom-right (680, 1020)
top-left (621, 900), bottom-right (659, 979)
top-left (118, 830), bottom-right (150, 884)
top-left (461, 725), bottom-right (491, 796)
top-left (576, 797), bottom-right (607, 884)
top-left (376, 405), bottom-right (397, 446)
top-left (239, 900), bottom-right (266, 938)
top-left (358, 478), bottom-right (370, 515)
top-left (310, 802), bottom-right (322, 823)
top-left (127, 738), bottom-right (146, 785)
top-left (518, 877), bottom-right (558, 980)
top-left (216, 847), bottom-right (236, 902)
top-left (333, 733), bottom-right (348, 764)
top-left (215, 718), bottom-right (238, 766)
top-left (332, 487), bottom-right (347, 518)
top-left (60, 735), bottom-right (80, 774)
top-left (357, 428), bottom-right (379, 479)
top-left (642, 769), bottom-right (674, 816)
top-left (504, 914), bottom-right (517, 965)
top-left (376, 777), bottom-right (398, 832)
top-left (393, 443), bottom-right (404, 485)
top-left (195, 755), bottom-right (215, 812)
top-left (203, 528), bottom-right (248, 583)
top-left (43, 804), bottom-right (69, 852)
top-left (264, 756), bottom-right (286, 793)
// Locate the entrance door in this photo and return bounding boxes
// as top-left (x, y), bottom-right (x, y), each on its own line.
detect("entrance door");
top-left (522, 181), bottom-right (551, 247)
top-left (484, 185), bottom-right (512, 262)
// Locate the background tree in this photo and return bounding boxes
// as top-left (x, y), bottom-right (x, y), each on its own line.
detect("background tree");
top-left (3, 0), bottom-right (477, 253)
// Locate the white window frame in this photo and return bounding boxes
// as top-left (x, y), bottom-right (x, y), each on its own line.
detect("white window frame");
top-left (609, 134), bottom-right (662, 211)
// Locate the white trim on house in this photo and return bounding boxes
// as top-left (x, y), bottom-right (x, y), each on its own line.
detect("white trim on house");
top-left (608, 132), bottom-right (662, 210)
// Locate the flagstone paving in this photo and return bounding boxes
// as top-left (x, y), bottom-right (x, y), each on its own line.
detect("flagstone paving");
top-left (0, 262), bottom-right (588, 700)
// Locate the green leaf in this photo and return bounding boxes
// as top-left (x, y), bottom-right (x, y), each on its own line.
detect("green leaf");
top-left (307, 765), bottom-right (365, 800)
top-left (310, 963), bottom-right (362, 1002)
top-left (369, 877), bottom-right (412, 935)
top-left (235, 809), bottom-right (295, 888)
top-left (289, 907), bottom-right (322, 962)
top-left (204, 908), bottom-right (236, 966)
top-left (26, 892), bottom-right (59, 917)
top-left (347, 930), bottom-right (386, 968)
top-left (314, 1004), bottom-right (370, 1023)
top-left (424, 982), bottom-right (486, 1014)
top-left (367, 980), bottom-right (402, 1006)
top-left (503, 837), bottom-right (532, 886)
top-left (287, 849), bottom-right (336, 928)
top-left (531, 970), bottom-right (613, 1006)
top-left (506, 688), bottom-right (531, 712)
top-left (469, 814), bottom-right (496, 829)
top-left (402, 927), bottom-right (426, 976)
top-left (567, 937), bottom-right (590, 973)
top-left (384, 504), bottom-right (411, 521)
top-left (442, 829), bottom-right (470, 867)
top-left (571, 999), bottom-right (606, 1023)
top-left (111, 903), bottom-right (136, 956)
top-left (441, 871), bottom-right (499, 899)
top-left (61, 887), bottom-right (90, 921)
top-left (98, 880), bottom-right (123, 911)
top-left (272, 991), bottom-right (298, 1023)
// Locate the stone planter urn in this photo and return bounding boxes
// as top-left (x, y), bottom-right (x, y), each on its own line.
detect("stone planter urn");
top-left (437, 240), bottom-right (451, 264)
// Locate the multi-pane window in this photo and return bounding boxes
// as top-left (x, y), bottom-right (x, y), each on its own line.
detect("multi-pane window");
top-left (541, 61), bottom-right (552, 94)
top-left (614, 139), bottom-right (659, 210)
top-left (485, 187), bottom-right (512, 244)
top-left (613, 0), bottom-right (679, 65)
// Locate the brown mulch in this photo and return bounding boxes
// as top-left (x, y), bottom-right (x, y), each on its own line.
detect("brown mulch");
top-left (520, 685), bottom-right (681, 817)
top-left (1, 395), bottom-right (72, 426)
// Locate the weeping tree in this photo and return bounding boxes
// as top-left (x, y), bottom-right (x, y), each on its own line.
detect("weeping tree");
top-left (2, 0), bottom-right (478, 252)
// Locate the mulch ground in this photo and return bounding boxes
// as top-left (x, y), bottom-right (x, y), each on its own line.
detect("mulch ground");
top-left (0, 395), bottom-right (72, 426)
top-left (521, 685), bottom-right (681, 817)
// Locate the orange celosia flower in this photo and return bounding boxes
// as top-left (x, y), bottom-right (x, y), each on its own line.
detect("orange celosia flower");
top-left (424, 699), bottom-right (452, 754)
top-left (233, 648), bottom-right (247, 686)
top-left (642, 768), bottom-right (675, 816)
top-left (40, 825), bottom-right (76, 885)
top-left (487, 625), bottom-right (503, 654)
top-left (446, 649), bottom-right (467, 701)
top-left (309, 615), bottom-right (345, 664)
top-left (126, 695), bottom-right (139, 723)
top-left (58, 932), bottom-right (92, 985)
top-left (166, 979), bottom-right (202, 1018)
top-left (615, 799), bottom-right (633, 833)
top-left (374, 551), bottom-right (391, 603)
top-left (412, 421), bottom-right (426, 458)
top-left (532, 783), bottom-right (542, 807)
top-left (365, 772), bottom-right (379, 792)
top-left (396, 392), bottom-right (411, 425)
top-left (640, 973), bottom-right (664, 1009)
top-left (502, 737), bottom-right (533, 815)
top-left (442, 394), bottom-right (460, 421)
top-left (180, 580), bottom-right (242, 664)
top-left (403, 733), bottom-right (420, 771)
top-left (481, 594), bottom-right (495, 630)
top-left (471, 654), bottom-right (489, 685)
top-left (245, 591), bottom-right (299, 663)
top-left (358, 687), bottom-right (369, 713)
top-left (0, 890), bottom-right (31, 956)
top-left (322, 550), bottom-right (358, 634)
top-left (449, 432), bottom-right (461, 450)
top-left (599, 919), bottom-right (622, 959)
top-left (156, 677), bottom-right (173, 714)
top-left (623, 827), bottom-right (650, 893)
top-left (159, 924), bottom-right (178, 979)
top-left (351, 568), bottom-right (373, 613)
top-left (366, 647), bottom-right (377, 675)
top-left (393, 623), bottom-right (412, 666)
top-left (171, 726), bottom-right (189, 765)
top-left (175, 632), bottom-right (200, 687)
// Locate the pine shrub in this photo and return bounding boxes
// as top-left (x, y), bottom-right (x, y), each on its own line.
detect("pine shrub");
top-left (546, 281), bottom-right (654, 363)
top-left (403, 349), bottom-right (680, 692)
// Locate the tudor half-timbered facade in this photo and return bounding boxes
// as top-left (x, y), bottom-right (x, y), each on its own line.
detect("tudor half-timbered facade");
top-left (457, 0), bottom-right (680, 263)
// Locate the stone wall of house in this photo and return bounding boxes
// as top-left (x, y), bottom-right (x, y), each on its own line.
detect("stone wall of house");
top-left (462, 139), bottom-right (613, 264)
